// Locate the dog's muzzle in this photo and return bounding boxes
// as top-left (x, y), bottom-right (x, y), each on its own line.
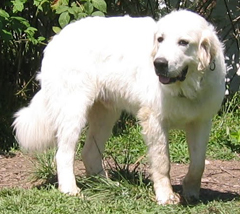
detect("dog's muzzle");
top-left (154, 57), bottom-right (188, 84)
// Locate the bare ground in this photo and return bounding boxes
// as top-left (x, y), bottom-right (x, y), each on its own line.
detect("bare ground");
top-left (0, 152), bottom-right (239, 203)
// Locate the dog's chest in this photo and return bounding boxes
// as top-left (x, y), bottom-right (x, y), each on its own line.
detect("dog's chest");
top-left (161, 97), bottom-right (203, 128)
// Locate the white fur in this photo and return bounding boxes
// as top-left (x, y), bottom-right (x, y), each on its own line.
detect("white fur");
top-left (12, 10), bottom-right (226, 204)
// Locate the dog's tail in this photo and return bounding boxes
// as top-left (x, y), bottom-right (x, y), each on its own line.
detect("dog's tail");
top-left (12, 90), bottom-right (56, 151)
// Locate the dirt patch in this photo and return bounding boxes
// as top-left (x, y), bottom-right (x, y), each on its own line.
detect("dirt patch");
top-left (0, 152), bottom-right (239, 202)
top-left (170, 160), bottom-right (240, 202)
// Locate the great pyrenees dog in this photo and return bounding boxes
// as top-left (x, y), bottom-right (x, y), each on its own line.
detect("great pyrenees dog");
top-left (13, 10), bottom-right (225, 204)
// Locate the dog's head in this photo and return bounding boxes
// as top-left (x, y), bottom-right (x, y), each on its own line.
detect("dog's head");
top-left (153, 10), bottom-right (220, 85)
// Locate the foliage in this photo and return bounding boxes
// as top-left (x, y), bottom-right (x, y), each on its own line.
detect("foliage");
top-left (208, 92), bottom-right (240, 159)
top-left (0, 0), bottom-right (107, 150)
top-left (51, 0), bottom-right (107, 33)
top-left (106, 0), bottom-right (159, 18)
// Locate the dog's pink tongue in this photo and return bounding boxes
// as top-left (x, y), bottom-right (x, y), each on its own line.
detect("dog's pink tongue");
top-left (159, 76), bottom-right (171, 84)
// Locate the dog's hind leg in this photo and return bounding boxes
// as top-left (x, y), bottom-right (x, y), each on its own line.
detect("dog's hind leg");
top-left (183, 119), bottom-right (211, 203)
top-left (55, 96), bottom-right (91, 195)
top-left (82, 101), bottom-right (121, 176)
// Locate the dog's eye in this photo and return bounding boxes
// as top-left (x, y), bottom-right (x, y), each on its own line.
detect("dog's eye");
top-left (178, 40), bottom-right (189, 46)
top-left (157, 37), bottom-right (164, 43)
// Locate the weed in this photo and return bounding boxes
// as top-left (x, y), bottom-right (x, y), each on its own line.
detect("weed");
top-left (32, 149), bottom-right (57, 183)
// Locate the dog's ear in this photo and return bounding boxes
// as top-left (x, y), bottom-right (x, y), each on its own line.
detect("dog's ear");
top-left (198, 30), bottom-right (217, 71)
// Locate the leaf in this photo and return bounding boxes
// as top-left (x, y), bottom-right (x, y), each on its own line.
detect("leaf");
top-left (91, 11), bottom-right (105, 17)
top-left (92, 0), bottom-right (107, 13)
top-left (0, 9), bottom-right (10, 18)
top-left (52, 26), bottom-right (62, 34)
top-left (76, 13), bottom-right (87, 19)
top-left (71, 2), bottom-right (83, 12)
top-left (84, 1), bottom-right (94, 15)
top-left (67, 7), bottom-right (75, 15)
top-left (33, 0), bottom-right (48, 11)
top-left (61, 0), bottom-right (69, 6)
top-left (24, 27), bottom-right (38, 44)
top-left (58, 11), bottom-right (70, 28)
top-left (12, 0), bottom-right (25, 13)
top-left (11, 16), bottom-right (30, 27)
top-left (55, 5), bottom-right (69, 14)
top-left (37, 36), bottom-right (46, 42)
top-left (70, 3), bottom-right (84, 19)
top-left (52, 0), bottom-right (69, 11)
top-left (24, 26), bottom-right (37, 34)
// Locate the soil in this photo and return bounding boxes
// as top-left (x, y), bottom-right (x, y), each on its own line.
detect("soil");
top-left (0, 152), bottom-right (239, 203)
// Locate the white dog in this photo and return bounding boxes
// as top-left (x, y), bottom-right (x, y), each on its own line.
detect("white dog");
top-left (13, 10), bottom-right (225, 204)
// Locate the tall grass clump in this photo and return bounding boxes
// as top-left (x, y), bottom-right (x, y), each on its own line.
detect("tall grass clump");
top-left (32, 149), bottom-right (57, 183)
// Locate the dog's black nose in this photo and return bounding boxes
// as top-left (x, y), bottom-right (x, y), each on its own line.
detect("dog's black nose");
top-left (154, 58), bottom-right (168, 70)
top-left (154, 58), bottom-right (168, 76)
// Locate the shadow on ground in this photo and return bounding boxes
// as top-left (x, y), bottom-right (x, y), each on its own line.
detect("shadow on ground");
top-left (173, 185), bottom-right (239, 205)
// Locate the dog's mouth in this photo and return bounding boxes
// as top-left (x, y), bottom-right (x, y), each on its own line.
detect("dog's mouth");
top-left (157, 66), bottom-right (188, 84)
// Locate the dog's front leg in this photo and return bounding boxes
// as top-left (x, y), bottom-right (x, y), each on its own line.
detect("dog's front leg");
top-left (138, 108), bottom-right (180, 205)
top-left (183, 119), bottom-right (211, 203)
top-left (148, 134), bottom-right (180, 205)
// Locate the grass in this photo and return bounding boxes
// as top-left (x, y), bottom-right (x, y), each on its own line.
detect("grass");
top-left (0, 181), bottom-right (239, 214)
top-left (207, 93), bottom-right (240, 160)
top-left (1, 93), bottom-right (239, 213)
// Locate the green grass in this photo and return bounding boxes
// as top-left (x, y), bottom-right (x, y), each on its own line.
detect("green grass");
top-left (207, 93), bottom-right (240, 160)
top-left (1, 93), bottom-right (239, 213)
top-left (0, 182), bottom-right (239, 214)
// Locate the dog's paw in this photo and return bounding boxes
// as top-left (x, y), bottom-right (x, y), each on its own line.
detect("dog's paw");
top-left (68, 187), bottom-right (81, 196)
top-left (59, 185), bottom-right (80, 196)
top-left (182, 192), bottom-right (199, 204)
top-left (156, 192), bottom-right (181, 205)
top-left (182, 182), bottom-right (200, 204)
